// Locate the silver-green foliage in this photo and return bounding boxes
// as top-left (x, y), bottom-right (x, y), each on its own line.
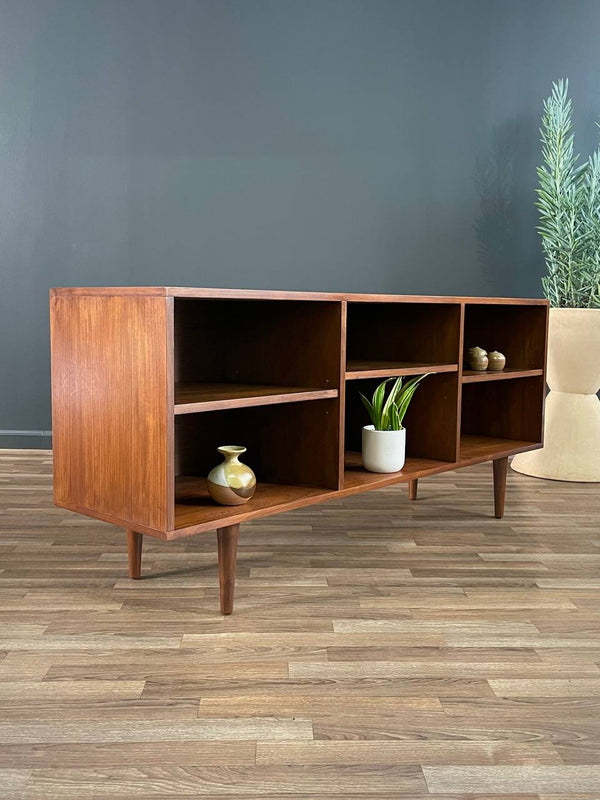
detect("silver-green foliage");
top-left (360, 374), bottom-right (430, 431)
top-left (538, 79), bottom-right (600, 307)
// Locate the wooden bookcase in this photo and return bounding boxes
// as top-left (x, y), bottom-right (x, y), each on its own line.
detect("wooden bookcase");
top-left (50, 287), bottom-right (548, 613)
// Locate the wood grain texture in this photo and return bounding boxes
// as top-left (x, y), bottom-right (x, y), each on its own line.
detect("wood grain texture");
top-left (50, 294), bottom-right (173, 531)
top-left (2, 450), bottom-right (599, 798)
top-left (423, 765), bottom-right (600, 793)
top-left (346, 361), bottom-right (458, 380)
top-left (462, 367), bottom-right (544, 383)
top-left (51, 286), bottom-right (550, 304)
top-left (174, 384), bottom-right (338, 414)
top-left (337, 301), bottom-right (348, 494)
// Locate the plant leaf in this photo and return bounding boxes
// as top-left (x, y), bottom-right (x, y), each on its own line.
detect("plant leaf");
top-left (371, 378), bottom-right (393, 430)
top-left (389, 401), bottom-right (401, 431)
top-left (394, 373), bottom-right (432, 426)
top-left (381, 377), bottom-right (403, 431)
top-left (359, 393), bottom-right (376, 427)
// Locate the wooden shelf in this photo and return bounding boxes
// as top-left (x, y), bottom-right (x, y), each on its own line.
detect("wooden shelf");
top-left (174, 383), bottom-right (338, 414)
top-left (172, 438), bottom-right (542, 535)
top-left (343, 450), bottom-right (451, 490)
top-left (460, 434), bottom-right (540, 463)
top-left (346, 361), bottom-right (458, 380)
top-left (462, 368), bottom-right (543, 384)
top-left (342, 436), bottom-right (541, 494)
top-left (174, 475), bottom-right (329, 532)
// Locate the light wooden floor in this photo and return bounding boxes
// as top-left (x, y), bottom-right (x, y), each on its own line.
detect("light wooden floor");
top-left (1, 450), bottom-right (599, 798)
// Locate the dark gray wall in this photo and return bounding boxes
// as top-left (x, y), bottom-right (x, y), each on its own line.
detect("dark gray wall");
top-left (478, 0), bottom-right (600, 304)
top-left (1, 0), bottom-right (599, 446)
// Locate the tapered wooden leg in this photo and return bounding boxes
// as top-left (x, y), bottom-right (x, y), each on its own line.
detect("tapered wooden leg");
top-left (217, 524), bottom-right (240, 615)
top-left (127, 530), bottom-right (143, 579)
top-left (493, 457), bottom-right (508, 519)
top-left (408, 479), bottom-right (418, 501)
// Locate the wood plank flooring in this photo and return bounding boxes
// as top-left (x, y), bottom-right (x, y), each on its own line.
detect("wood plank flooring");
top-left (0, 448), bottom-right (599, 798)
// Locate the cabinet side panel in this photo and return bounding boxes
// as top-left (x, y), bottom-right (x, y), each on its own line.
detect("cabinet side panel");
top-left (50, 295), bottom-right (171, 531)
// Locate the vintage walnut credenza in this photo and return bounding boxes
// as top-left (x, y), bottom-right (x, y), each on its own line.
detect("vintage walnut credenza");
top-left (50, 287), bottom-right (548, 614)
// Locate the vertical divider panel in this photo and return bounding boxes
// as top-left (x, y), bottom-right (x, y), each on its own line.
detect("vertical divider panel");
top-left (455, 302), bottom-right (466, 460)
top-left (541, 304), bottom-right (550, 446)
top-left (338, 301), bottom-right (347, 489)
top-left (166, 296), bottom-right (175, 531)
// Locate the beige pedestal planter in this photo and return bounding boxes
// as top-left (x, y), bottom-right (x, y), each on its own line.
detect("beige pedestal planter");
top-left (512, 307), bottom-right (600, 482)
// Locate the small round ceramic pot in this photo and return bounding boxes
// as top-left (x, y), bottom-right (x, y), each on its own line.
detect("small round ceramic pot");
top-left (362, 426), bottom-right (406, 473)
top-left (467, 346), bottom-right (489, 371)
top-left (487, 351), bottom-right (506, 371)
top-left (468, 346), bottom-right (487, 357)
top-left (469, 355), bottom-right (488, 370)
top-left (207, 446), bottom-right (256, 505)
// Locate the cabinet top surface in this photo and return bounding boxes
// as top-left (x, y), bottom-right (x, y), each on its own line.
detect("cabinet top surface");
top-left (50, 286), bottom-right (549, 305)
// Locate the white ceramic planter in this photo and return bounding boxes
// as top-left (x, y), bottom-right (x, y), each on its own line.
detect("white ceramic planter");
top-left (362, 425), bottom-right (406, 473)
top-left (512, 307), bottom-right (600, 482)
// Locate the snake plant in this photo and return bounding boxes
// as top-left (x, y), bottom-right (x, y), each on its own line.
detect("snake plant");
top-left (360, 374), bottom-right (430, 431)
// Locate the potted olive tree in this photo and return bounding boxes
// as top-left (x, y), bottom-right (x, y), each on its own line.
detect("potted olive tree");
top-left (360, 375), bottom-right (430, 473)
top-left (512, 80), bottom-right (600, 482)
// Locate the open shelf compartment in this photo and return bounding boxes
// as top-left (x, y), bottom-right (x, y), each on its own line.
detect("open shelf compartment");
top-left (174, 398), bottom-right (340, 529)
top-left (463, 303), bottom-right (547, 373)
top-left (345, 301), bottom-right (461, 379)
top-left (342, 369), bottom-right (460, 487)
top-left (460, 375), bottom-right (544, 460)
top-left (174, 298), bottom-right (342, 412)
